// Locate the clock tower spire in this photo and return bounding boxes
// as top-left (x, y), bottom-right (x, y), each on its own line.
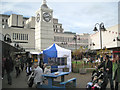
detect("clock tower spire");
top-left (35, 0), bottom-right (54, 51)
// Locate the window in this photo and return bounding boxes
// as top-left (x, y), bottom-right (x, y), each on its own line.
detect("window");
top-left (19, 34), bottom-right (20, 40)
top-left (16, 33), bottom-right (18, 40)
top-left (25, 34), bottom-right (26, 40)
top-left (6, 19), bottom-right (8, 23)
top-left (60, 26), bottom-right (62, 28)
top-left (13, 33), bottom-right (14, 40)
top-left (56, 25), bottom-right (57, 28)
top-left (54, 36), bottom-right (56, 41)
top-left (23, 34), bottom-right (24, 40)
top-left (26, 34), bottom-right (28, 40)
top-left (14, 33), bottom-right (16, 40)
top-left (68, 38), bottom-right (69, 42)
top-left (21, 34), bottom-right (23, 40)
top-left (2, 19), bottom-right (4, 22)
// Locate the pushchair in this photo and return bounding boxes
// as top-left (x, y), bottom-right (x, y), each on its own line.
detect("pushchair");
top-left (27, 72), bottom-right (34, 87)
top-left (86, 69), bottom-right (108, 90)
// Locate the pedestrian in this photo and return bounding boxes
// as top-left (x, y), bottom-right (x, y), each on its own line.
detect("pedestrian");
top-left (26, 63), bottom-right (32, 76)
top-left (4, 56), bottom-right (13, 85)
top-left (15, 58), bottom-right (20, 78)
top-left (33, 63), bottom-right (43, 88)
top-left (112, 54), bottom-right (120, 90)
top-left (40, 62), bottom-right (44, 72)
top-left (20, 55), bottom-right (24, 71)
top-left (2, 56), bottom-right (6, 79)
top-left (97, 55), bottom-right (114, 90)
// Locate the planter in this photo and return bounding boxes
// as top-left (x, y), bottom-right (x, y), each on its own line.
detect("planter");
top-left (72, 67), bottom-right (79, 73)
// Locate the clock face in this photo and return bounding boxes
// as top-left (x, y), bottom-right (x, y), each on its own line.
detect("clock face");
top-left (43, 12), bottom-right (51, 22)
top-left (36, 13), bottom-right (40, 22)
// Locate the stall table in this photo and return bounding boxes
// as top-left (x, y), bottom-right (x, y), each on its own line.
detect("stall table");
top-left (42, 72), bottom-right (70, 88)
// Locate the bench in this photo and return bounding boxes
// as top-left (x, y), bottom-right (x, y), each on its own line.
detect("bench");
top-left (60, 78), bottom-right (76, 88)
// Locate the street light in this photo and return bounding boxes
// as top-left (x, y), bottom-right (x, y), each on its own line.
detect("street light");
top-left (90, 43), bottom-right (95, 46)
top-left (93, 22), bottom-right (107, 50)
top-left (73, 35), bottom-right (77, 50)
top-left (113, 37), bottom-right (120, 41)
top-left (73, 35), bottom-right (80, 64)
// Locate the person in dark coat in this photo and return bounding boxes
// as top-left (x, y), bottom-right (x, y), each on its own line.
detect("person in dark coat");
top-left (20, 56), bottom-right (24, 71)
top-left (113, 54), bottom-right (120, 90)
top-left (97, 55), bottom-right (114, 90)
top-left (2, 56), bottom-right (6, 79)
top-left (15, 58), bottom-right (21, 78)
top-left (4, 56), bottom-right (13, 85)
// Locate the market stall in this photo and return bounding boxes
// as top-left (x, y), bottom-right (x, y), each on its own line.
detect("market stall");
top-left (43, 43), bottom-right (71, 72)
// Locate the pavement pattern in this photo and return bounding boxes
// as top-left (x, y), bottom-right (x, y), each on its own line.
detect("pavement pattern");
top-left (2, 68), bottom-right (117, 89)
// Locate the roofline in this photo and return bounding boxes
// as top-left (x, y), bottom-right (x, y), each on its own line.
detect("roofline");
top-left (0, 14), bottom-right (29, 19)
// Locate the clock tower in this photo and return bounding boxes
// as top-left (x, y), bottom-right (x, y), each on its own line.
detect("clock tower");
top-left (35, 0), bottom-right (54, 51)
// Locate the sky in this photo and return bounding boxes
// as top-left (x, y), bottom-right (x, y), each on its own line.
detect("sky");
top-left (1, 0), bottom-right (119, 34)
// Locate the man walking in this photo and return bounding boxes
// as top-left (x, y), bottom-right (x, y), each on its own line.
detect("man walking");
top-left (20, 55), bottom-right (24, 71)
top-left (4, 56), bottom-right (13, 85)
top-left (33, 63), bottom-right (43, 88)
top-left (15, 57), bottom-right (20, 78)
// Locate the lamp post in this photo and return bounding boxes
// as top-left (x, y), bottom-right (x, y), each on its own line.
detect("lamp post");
top-left (73, 35), bottom-right (79, 64)
top-left (93, 23), bottom-right (107, 50)
top-left (113, 37), bottom-right (120, 41)
top-left (73, 35), bottom-right (77, 50)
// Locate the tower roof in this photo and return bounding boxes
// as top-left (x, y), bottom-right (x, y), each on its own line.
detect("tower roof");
top-left (41, 0), bottom-right (49, 8)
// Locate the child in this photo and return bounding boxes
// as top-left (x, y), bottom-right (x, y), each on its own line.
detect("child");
top-left (44, 66), bottom-right (51, 74)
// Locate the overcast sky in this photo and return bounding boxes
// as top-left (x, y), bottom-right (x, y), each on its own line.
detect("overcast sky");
top-left (1, 0), bottom-right (119, 34)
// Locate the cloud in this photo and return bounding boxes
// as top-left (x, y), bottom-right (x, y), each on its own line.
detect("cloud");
top-left (51, 2), bottom-right (118, 33)
top-left (1, 1), bottom-right (118, 34)
top-left (1, 0), bottom-right (120, 2)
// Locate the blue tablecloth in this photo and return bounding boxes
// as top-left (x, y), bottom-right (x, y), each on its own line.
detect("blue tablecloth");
top-left (42, 72), bottom-right (70, 88)
top-left (42, 72), bottom-right (70, 78)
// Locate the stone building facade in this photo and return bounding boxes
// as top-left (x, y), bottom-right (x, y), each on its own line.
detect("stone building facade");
top-left (0, 0), bottom-right (89, 51)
